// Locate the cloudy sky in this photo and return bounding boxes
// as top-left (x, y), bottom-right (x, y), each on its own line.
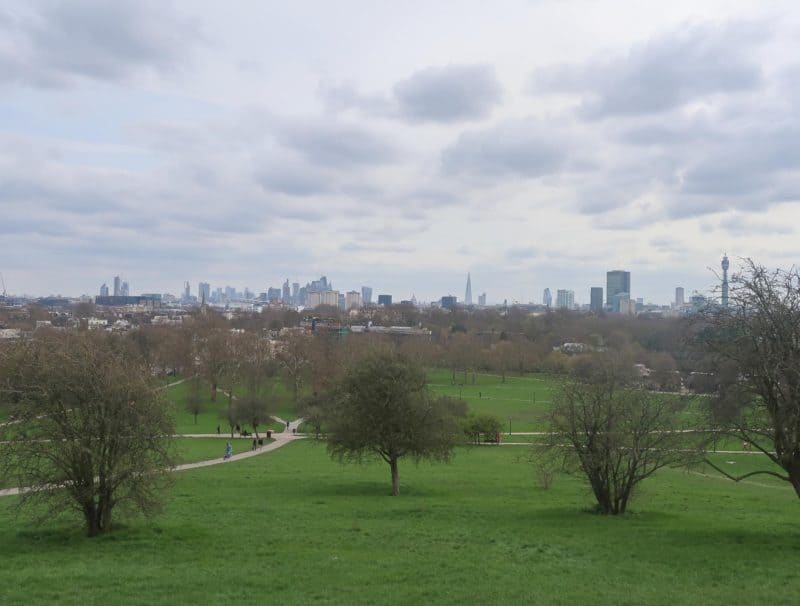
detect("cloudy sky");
top-left (2, 1), bottom-right (799, 303)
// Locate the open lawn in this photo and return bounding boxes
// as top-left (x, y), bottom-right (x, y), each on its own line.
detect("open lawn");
top-left (428, 369), bottom-right (557, 431)
top-left (1, 440), bottom-right (798, 605)
top-left (165, 379), bottom-right (286, 435)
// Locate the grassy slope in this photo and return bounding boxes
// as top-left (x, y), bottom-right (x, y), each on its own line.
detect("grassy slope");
top-left (166, 379), bottom-right (287, 435)
top-left (1, 441), bottom-right (798, 605)
top-left (427, 369), bottom-right (557, 431)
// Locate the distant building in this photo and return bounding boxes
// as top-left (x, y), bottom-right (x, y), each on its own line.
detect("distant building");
top-left (675, 287), bottom-right (685, 307)
top-left (345, 291), bottom-right (362, 309)
top-left (306, 290), bottom-right (340, 308)
top-left (441, 295), bottom-right (458, 309)
top-left (361, 286), bottom-right (373, 305)
top-left (100, 283), bottom-right (109, 297)
top-left (556, 289), bottom-right (574, 309)
top-left (543, 288), bottom-right (552, 308)
top-left (292, 282), bottom-right (300, 304)
top-left (590, 287), bottom-right (603, 313)
top-left (377, 294), bottom-right (392, 306)
top-left (611, 291), bottom-right (630, 313)
top-left (338, 293), bottom-right (345, 310)
top-left (113, 276), bottom-right (121, 297)
top-left (282, 279), bottom-right (291, 303)
top-left (198, 282), bottom-right (211, 304)
top-left (120, 281), bottom-right (130, 297)
top-left (606, 270), bottom-right (631, 306)
top-left (478, 292), bottom-right (486, 306)
top-left (267, 287), bottom-right (281, 302)
top-left (183, 281), bottom-right (191, 301)
top-left (464, 273), bottom-right (472, 306)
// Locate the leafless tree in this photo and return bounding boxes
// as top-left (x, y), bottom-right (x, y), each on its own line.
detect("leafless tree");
top-left (275, 330), bottom-right (312, 407)
top-left (0, 332), bottom-right (175, 536)
top-left (698, 260), bottom-right (800, 495)
top-left (539, 361), bottom-right (691, 514)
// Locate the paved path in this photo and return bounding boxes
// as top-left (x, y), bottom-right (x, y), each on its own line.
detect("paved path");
top-left (0, 418), bottom-right (305, 498)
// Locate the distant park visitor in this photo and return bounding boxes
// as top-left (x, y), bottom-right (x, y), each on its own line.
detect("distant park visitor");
top-left (224, 442), bottom-right (233, 460)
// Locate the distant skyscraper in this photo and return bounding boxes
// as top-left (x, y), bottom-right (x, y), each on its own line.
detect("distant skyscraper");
top-left (292, 282), bottom-right (300, 304)
top-left (377, 294), bottom-right (392, 305)
top-left (345, 291), bottom-right (362, 309)
top-left (721, 254), bottom-right (729, 307)
top-left (556, 289), bottom-right (574, 309)
top-left (543, 288), bottom-right (552, 308)
top-left (113, 276), bottom-right (121, 297)
top-left (606, 270), bottom-right (631, 306)
top-left (184, 281), bottom-right (191, 301)
top-left (675, 287), bottom-right (685, 306)
top-left (198, 282), bottom-right (210, 304)
top-left (478, 292), bottom-right (486, 307)
top-left (361, 286), bottom-right (373, 305)
top-left (441, 295), bottom-right (457, 309)
top-left (100, 283), bottom-right (109, 297)
top-left (120, 281), bottom-right (130, 297)
top-left (464, 273), bottom-right (472, 306)
top-left (282, 279), bottom-right (291, 303)
top-left (590, 287), bottom-right (603, 313)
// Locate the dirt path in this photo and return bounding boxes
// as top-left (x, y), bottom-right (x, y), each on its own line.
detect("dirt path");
top-left (0, 419), bottom-right (305, 498)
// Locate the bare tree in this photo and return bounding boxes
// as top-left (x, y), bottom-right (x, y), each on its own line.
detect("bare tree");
top-left (698, 260), bottom-right (800, 495)
top-left (0, 332), bottom-right (175, 536)
top-left (275, 330), bottom-right (312, 407)
top-left (539, 362), bottom-right (690, 514)
top-left (192, 312), bottom-right (230, 401)
top-left (184, 376), bottom-right (204, 424)
top-left (323, 348), bottom-right (466, 496)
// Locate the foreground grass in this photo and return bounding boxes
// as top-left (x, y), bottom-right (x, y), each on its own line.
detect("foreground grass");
top-left (1, 441), bottom-right (799, 605)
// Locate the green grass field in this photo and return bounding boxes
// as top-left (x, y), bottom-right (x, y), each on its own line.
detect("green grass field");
top-left (427, 369), bottom-right (557, 431)
top-left (1, 440), bottom-right (798, 605)
top-left (165, 379), bottom-right (287, 435)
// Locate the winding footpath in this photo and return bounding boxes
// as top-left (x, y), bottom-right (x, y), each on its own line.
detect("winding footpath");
top-left (0, 418), bottom-right (305, 498)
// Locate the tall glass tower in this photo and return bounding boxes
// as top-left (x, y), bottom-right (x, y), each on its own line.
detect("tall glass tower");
top-left (464, 273), bottom-right (472, 305)
top-left (606, 270), bottom-right (631, 306)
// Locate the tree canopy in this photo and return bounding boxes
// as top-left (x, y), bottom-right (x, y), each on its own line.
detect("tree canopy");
top-left (0, 332), bottom-right (175, 536)
top-left (324, 349), bottom-right (466, 495)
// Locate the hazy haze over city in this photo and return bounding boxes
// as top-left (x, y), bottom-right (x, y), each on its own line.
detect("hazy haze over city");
top-left (2, 0), bottom-right (799, 303)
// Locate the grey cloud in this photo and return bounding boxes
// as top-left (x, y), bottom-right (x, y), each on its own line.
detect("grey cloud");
top-left (318, 81), bottom-right (392, 116)
top-left (505, 246), bottom-right (538, 260)
top-left (256, 162), bottom-right (333, 197)
top-left (441, 119), bottom-right (567, 177)
top-left (717, 213), bottom-right (794, 236)
top-left (319, 64), bottom-right (502, 123)
top-left (532, 21), bottom-right (765, 119)
top-left (340, 242), bottom-right (413, 254)
top-left (274, 119), bottom-right (399, 167)
top-left (393, 64), bottom-right (502, 122)
top-left (0, 0), bottom-right (201, 87)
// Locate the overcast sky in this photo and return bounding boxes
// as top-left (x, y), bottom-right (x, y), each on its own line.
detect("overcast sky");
top-left (2, 1), bottom-right (799, 304)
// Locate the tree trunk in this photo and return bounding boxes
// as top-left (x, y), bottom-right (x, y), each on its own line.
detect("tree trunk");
top-left (789, 467), bottom-right (800, 498)
top-left (211, 380), bottom-right (218, 401)
top-left (390, 457), bottom-right (400, 496)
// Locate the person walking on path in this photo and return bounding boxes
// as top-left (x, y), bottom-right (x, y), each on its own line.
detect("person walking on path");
top-left (224, 442), bottom-right (233, 460)
top-left (216, 425), bottom-right (220, 435)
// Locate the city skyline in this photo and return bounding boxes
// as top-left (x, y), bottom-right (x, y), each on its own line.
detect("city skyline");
top-left (2, 2), bottom-right (798, 302)
top-left (15, 255), bottom-right (728, 307)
